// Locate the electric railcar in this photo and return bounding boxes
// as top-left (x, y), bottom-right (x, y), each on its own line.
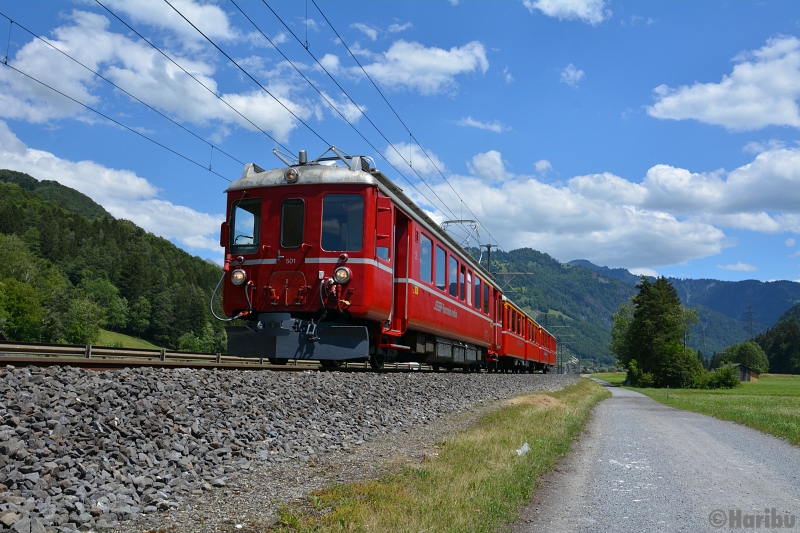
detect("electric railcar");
top-left (215, 146), bottom-right (556, 371)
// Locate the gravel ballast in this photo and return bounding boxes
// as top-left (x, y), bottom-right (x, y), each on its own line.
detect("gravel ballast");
top-left (0, 365), bottom-right (578, 532)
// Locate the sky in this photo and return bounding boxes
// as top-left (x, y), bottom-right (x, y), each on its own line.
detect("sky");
top-left (1, 0), bottom-right (800, 282)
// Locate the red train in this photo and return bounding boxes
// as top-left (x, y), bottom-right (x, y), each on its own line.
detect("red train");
top-left (215, 147), bottom-right (556, 372)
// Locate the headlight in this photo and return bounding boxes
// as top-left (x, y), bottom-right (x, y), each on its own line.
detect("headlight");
top-left (333, 267), bottom-right (351, 284)
top-left (284, 167), bottom-right (300, 183)
top-left (231, 268), bottom-right (247, 286)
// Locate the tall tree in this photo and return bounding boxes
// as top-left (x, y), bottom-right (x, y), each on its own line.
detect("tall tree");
top-left (611, 276), bottom-right (702, 387)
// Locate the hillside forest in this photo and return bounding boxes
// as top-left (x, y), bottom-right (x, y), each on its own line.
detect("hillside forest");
top-left (0, 170), bottom-right (226, 352)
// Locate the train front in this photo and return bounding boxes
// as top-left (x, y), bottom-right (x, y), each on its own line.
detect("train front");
top-left (216, 148), bottom-right (390, 366)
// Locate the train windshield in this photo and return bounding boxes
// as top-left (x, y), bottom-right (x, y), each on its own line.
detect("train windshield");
top-left (230, 199), bottom-right (260, 254)
top-left (321, 194), bottom-right (364, 251)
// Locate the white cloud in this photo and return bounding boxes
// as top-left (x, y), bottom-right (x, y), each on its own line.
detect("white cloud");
top-left (388, 22), bottom-right (413, 34)
top-left (318, 91), bottom-right (366, 123)
top-left (467, 151), bottom-right (507, 181)
top-left (384, 142), bottom-right (447, 178)
top-left (786, 238), bottom-right (796, 246)
top-left (790, 251), bottom-right (800, 258)
top-left (455, 116), bottom-right (506, 133)
top-left (503, 66), bottom-right (514, 84)
top-left (523, 0), bottom-right (611, 25)
top-left (743, 139), bottom-right (786, 154)
top-left (411, 143), bottom-right (800, 270)
top-left (0, 121), bottom-right (222, 255)
top-left (630, 267), bottom-right (658, 277)
top-left (647, 36), bottom-right (800, 131)
top-left (350, 23), bottom-right (378, 41)
top-left (560, 63), bottom-right (585, 87)
top-left (718, 263), bottom-right (758, 272)
top-left (101, 0), bottom-right (239, 46)
top-left (534, 159), bottom-right (553, 174)
top-left (358, 40), bottom-right (489, 95)
top-left (0, 11), bottom-right (311, 143)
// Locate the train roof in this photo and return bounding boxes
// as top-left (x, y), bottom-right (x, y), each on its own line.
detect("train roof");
top-left (227, 146), bottom-right (549, 335)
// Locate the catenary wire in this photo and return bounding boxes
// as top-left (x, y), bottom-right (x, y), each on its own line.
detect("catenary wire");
top-left (162, 0), bottom-right (330, 147)
top-left (1, 61), bottom-right (232, 182)
top-left (229, 0), bottom-right (460, 223)
top-left (0, 13), bottom-right (245, 168)
top-left (257, 0), bottom-right (462, 223)
top-left (310, 0), bottom-right (504, 251)
top-left (94, 0), bottom-right (293, 155)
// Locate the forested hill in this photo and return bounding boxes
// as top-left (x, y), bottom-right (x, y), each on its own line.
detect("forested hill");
top-left (754, 303), bottom-right (800, 374)
top-left (490, 252), bottom-right (800, 367)
top-left (0, 178), bottom-right (225, 351)
top-left (0, 169), bottom-right (111, 219)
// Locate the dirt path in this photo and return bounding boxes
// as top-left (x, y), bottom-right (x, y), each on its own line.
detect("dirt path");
top-left (514, 380), bottom-right (800, 532)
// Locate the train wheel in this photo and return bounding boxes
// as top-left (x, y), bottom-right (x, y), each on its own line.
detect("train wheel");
top-left (269, 358), bottom-right (288, 365)
top-left (321, 360), bottom-right (343, 369)
top-left (369, 353), bottom-right (385, 370)
top-left (432, 364), bottom-right (440, 372)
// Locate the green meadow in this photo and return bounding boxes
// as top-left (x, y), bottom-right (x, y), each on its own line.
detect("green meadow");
top-left (593, 372), bottom-right (800, 446)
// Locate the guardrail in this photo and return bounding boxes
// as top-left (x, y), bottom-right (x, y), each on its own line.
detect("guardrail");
top-left (0, 340), bottom-right (313, 369)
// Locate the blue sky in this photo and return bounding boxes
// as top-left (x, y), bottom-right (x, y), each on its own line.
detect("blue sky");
top-left (1, 0), bottom-right (800, 282)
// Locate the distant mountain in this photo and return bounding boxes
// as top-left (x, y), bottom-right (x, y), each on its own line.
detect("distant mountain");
top-left (567, 259), bottom-right (641, 285)
top-left (0, 169), bottom-right (112, 219)
top-left (495, 255), bottom-right (800, 367)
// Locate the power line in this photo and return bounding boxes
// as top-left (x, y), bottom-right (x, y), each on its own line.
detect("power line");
top-left (1, 61), bottom-right (233, 182)
top-left (256, 0), bottom-right (462, 224)
top-left (229, 1), bottom-right (454, 220)
top-left (0, 13), bottom-right (245, 170)
top-left (310, 0), bottom-right (504, 251)
top-left (162, 0), bottom-right (329, 148)
top-left (94, 0), bottom-right (293, 154)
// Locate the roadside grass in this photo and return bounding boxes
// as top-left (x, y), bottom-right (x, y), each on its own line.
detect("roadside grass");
top-left (265, 379), bottom-right (610, 533)
top-left (631, 374), bottom-right (800, 446)
top-left (589, 372), bottom-right (626, 385)
top-left (96, 329), bottom-right (162, 350)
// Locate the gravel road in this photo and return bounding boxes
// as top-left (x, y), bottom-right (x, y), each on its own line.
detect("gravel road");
top-left (515, 380), bottom-right (800, 533)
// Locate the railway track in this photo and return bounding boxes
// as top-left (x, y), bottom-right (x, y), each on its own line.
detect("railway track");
top-left (0, 340), bottom-right (426, 372)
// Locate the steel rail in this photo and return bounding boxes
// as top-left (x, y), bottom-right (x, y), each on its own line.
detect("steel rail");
top-left (0, 341), bottom-right (428, 373)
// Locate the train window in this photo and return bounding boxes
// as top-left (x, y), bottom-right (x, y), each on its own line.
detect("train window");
top-left (474, 276), bottom-right (481, 310)
top-left (420, 234), bottom-right (432, 284)
top-left (449, 256), bottom-right (458, 297)
top-left (436, 246), bottom-right (446, 291)
top-left (322, 194), bottom-right (364, 251)
top-left (459, 265), bottom-right (466, 302)
top-left (281, 198), bottom-right (304, 248)
top-left (230, 199), bottom-right (261, 254)
top-left (483, 283), bottom-right (489, 314)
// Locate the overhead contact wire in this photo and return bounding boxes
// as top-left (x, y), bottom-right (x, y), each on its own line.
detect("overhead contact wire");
top-left (1, 62), bottom-right (232, 182)
top-left (162, 0), bottom-right (329, 147)
top-left (259, 0), bottom-right (461, 223)
top-left (94, 0), bottom-right (293, 154)
top-left (229, 0), bottom-right (459, 222)
top-left (311, 0), bottom-right (504, 251)
top-left (0, 12), bottom-right (245, 167)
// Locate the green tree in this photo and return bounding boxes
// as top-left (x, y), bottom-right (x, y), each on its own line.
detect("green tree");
top-left (65, 297), bottom-right (105, 344)
top-left (129, 296), bottom-right (152, 338)
top-left (716, 341), bottom-right (769, 374)
top-left (0, 278), bottom-right (43, 341)
top-left (610, 276), bottom-right (703, 387)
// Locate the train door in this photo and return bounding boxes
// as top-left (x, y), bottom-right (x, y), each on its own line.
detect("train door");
top-left (389, 210), bottom-right (410, 334)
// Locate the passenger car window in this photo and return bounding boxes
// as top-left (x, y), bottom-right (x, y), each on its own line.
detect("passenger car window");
top-left (436, 246), bottom-right (446, 291)
top-left (322, 194), bottom-right (364, 251)
top-left (420, 234), bottom-right (432, 284)
top-left (449, 256), bottom-right (458, 297)
top-left (281, 198), bottom-right (304, 248)
top-left (474, 276), bottom-right (481, 310)
top-left (230, 199), bottom-right (260, 254)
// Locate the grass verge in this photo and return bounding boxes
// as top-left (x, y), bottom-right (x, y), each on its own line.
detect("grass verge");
top-left (589, 372), bottom-right (626, 385)
top-left (267, 378), bottom-right (610, 533)
top-left (630, 374), bottom-right (800, 446)
top-left (96, 329), bottom-right (162, 350)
